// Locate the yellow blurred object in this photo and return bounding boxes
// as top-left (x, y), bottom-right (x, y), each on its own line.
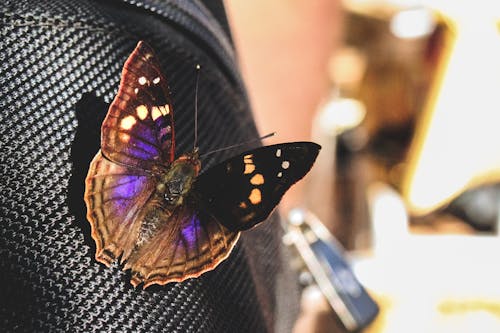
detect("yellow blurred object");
top-left (317, 97), bottom-right (366, 135)
top-left (390, 7), bottom-right (436, 39)
top-left (355, 183), bottom-right (500, 333)
top-left (403, 7), bottom-right (500, 215)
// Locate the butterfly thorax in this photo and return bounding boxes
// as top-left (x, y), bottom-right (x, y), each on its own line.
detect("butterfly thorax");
top-left (155, 150), bottom-right (201, 207)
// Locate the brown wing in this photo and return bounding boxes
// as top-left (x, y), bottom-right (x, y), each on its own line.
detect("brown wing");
top-left (84, 151), bottom-right (156, 266)
top-left (122, 204), bottom-right (240, 288)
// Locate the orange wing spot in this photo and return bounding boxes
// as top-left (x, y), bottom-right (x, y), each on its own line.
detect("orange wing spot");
top-left (239, 201), bottom-right (248, 209)
top-left (244, 163), bottom-right (255, 174)
top-left (250, 173), bottom-right (264, 185)
top-left (136, 105), bottom-right (148, 120)
top-left (120, 115), bottom-right (136, 130)
top-left (248, 188), bottom-right (262, 205)
top-left (244, 154), bottom-right (253, 164)
top-left (120, 133), bottom-right (130, 142)
top-left (152, 106), bottom-right (162, 121)
top-left (241, 212), bottom-right (256, 223)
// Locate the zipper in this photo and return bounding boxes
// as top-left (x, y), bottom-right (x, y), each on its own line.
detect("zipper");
top-left (120, 0), bottom-right (245, 91)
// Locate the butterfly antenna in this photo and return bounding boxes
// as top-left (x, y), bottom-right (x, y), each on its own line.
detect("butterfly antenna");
top-left (194, 64), bottom-right (201, 151)
top-left (200, 132), bottom-right (276, 158)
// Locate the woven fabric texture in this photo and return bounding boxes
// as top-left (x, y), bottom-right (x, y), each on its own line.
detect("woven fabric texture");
top-left (0, 1), bottom-right (300, 332)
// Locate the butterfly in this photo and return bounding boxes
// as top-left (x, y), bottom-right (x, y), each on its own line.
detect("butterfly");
top-left (84, 41), bottom-right (321, 288)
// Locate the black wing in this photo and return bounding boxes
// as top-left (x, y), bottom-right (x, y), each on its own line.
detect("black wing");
top-left (193, 142), bottom-right (321, 231)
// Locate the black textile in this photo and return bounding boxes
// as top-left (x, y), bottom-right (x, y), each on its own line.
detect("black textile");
top-left (0, 1), bottom-right (300, 332)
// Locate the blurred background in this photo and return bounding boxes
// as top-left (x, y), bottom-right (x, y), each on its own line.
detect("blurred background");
top-left (225, 0), bottom-right (500, 332)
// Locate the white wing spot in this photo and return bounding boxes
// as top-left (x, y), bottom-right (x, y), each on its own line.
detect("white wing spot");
top-left (277, 172), bottom-right (283, 178)
top-left (120, 115), bottom-right (136, 130)
top-left (282, 161), bottom-right (290, 169)
top-left (276, 149), bottom-right (282, 157)
top-left (152, 106), bottom-right (162, 121)
top-left (138, 76), bottom-right (147, 85)
top-left (136, 105), bottom-right (148, 120)
top-left (153, 77), bottom-right (161, 85)
top-left (134, 88), bottom-right (139, 94)
top-left (159, 105), bottom-right (170, 116)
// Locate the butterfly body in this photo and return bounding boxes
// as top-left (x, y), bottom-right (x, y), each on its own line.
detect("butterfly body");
top-left (130, 151), bottom-right (201, 250)
top-left (84, 41), bottom-right (320, 288)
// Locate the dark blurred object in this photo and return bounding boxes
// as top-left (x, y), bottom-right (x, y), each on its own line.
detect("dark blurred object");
top-left (410, 185), bottom-right (500, 234)
top-left (334, 127), bottom-right (371, 250)
top-left (284, 209), bottom-right (379, 332)
top-left (446, 185), bottom-right (500, 232)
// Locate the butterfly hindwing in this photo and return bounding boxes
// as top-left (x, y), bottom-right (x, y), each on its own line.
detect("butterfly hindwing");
top-left (85, 150), bottom-right (240, 287)
top-left (122, 205), bottom-right (240, 288)
top-left (101, 41), bottom-right (175, 170)
top-left (193, 142), bottom-right (321, 231)
top-left (84, 151), bottom-right (156, 266)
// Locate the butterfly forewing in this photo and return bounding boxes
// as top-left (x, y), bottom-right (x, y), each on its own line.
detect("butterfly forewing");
top-left (101, 41), bottom-right (175, 170)
top-left (193, 142), bottom-right (321, 231)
